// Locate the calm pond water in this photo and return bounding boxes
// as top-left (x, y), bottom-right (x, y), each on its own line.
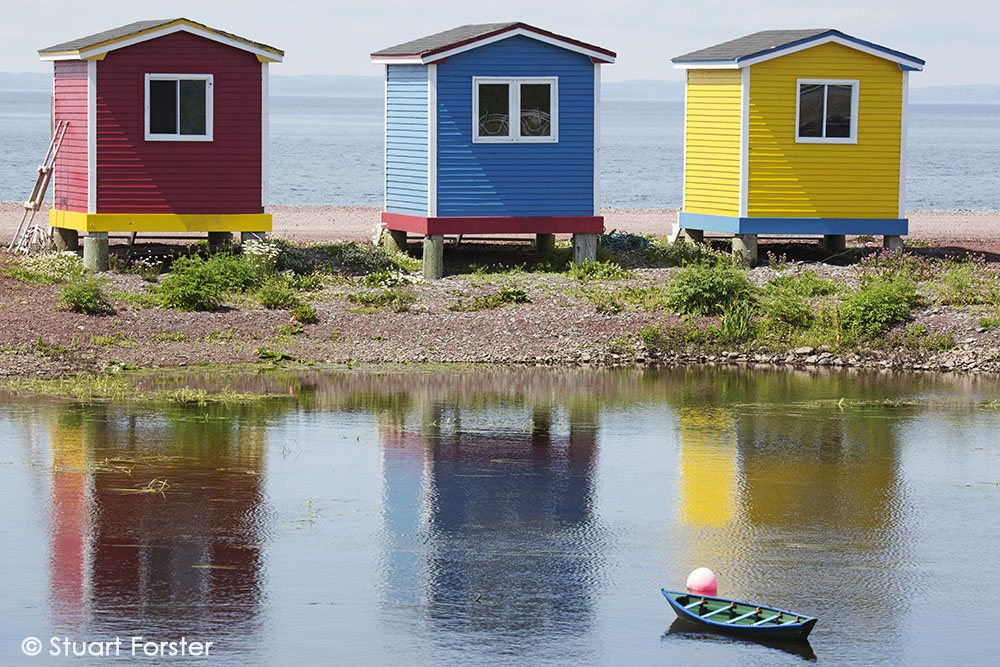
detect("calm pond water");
top-left (2, 366), bottom-right (1000, 665)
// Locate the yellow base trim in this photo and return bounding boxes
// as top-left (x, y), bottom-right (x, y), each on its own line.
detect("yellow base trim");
top-left (50, 210), bottom-right (272, 233)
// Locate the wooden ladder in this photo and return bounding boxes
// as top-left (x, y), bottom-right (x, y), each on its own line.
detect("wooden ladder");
top-left (8, 120), bottom-right (69, 254)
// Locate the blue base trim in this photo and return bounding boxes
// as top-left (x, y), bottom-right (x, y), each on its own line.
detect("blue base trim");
top-left (679, 212), bottom-right (908, 236)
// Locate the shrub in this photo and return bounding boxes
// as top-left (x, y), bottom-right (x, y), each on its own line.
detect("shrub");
top-left (155, 271), bottom-right (224, 311)
top-left (155, 253), bottom-right (260, 311)
top-left (932, 257), bottom-right (1000, 306)
top-left (241, 239), bottom-right (282, 276)
top-left (449, 285), bottom-right (530, 311)
top-left (840, 279), bottom-right (921, 338)
top-left (855, 248), bottom-right (936, 285)
top-left (7, 253), bottom-right (89, 284)
top-left (666, 264), bottom-right (755, 316)
top-left (292, 302), bottom-right (318, 324)
top-left (645, 238), bottom-right (732, 268)
top-left (58, 279), bottom-right (114, 315)
top-left (760, 291), bottom-right (814, 332)
top-left (581, 284), bottom-right (671, 314)
top-left (638, 323), bottom-right (713, 353)
top-left (363, 270), bottom-right (413, 288)
top-left (569, 260), bottom-right (631, 282)
top-left (347, 288), bottom-right (417, 312)
top-left (765, 271), bottom-right (842, 297)
top-left (257, 277), bottom-right (300, 310)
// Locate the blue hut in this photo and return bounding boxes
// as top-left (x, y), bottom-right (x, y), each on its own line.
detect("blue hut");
top-left (371, 23), bottom-right (615, 277)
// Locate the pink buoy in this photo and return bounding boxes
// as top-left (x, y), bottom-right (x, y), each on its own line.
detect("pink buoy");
top-left (686, 567), bottom-right (718, 596)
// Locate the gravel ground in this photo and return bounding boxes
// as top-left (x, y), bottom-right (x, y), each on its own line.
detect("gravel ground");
top-left (2, 203), bottom-right (1000, 379)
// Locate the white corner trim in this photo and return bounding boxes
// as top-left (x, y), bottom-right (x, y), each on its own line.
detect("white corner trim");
top-left (472, 76), bottom-right (558, 143)
top-left (428, 64), bottom-right (437, 217)
top-left (681, 71), bottom-right (688, 211)
top-left (144, 73), bottom-right (214, 141)
top-left (739, 66), bottom-right (749, 217)
top-left (383, 66), bottom-right (388, 212)
top-left (593, 63), bottom-right (601, 216)
top-left (261, 62), bottom-right (269, 213)
top-left (899, 71), bottom-right (909, 219)
top-left (371, 27), bottom-right (615, 65)
top-left (42, 23), bottom-right (283, 63)
top-left (87, 59), bottom-right (97, 214)
top-left (794, 78), bottom-right (859, 144)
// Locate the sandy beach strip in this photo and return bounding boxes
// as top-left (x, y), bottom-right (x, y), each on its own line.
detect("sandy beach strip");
top-left (2, 203), bottom-right (999, 252)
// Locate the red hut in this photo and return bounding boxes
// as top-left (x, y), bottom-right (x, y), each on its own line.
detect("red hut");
top-left (38, 19), bottom-right (283, 266)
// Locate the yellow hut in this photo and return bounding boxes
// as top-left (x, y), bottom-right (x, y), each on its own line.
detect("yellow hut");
top-left (671, 30), bottom-right (924, 264)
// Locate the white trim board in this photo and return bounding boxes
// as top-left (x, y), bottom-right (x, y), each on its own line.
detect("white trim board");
top-left (42, 23), bottom-right (283, 62)
top-left (371, 28), bottom-right (615, 65)
top-left (261, 62), bottom-right (269, 213)
top-left (593, 63), bottom-right (601, 216)
top-left (899, 71), bottom-right (909, 219)
top-left (673, 34), bottom-right (923, 71)
top-left (738, 66), bottom-right (749, 217)
top-left (427, 64), bottom-right (437, 217)
top-left (87, 59), bottom-right (97, 214)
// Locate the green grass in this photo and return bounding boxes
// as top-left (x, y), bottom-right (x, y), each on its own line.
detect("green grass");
top-left (448, 285), bottom-right (530, 311)
top-left (346, 288), bottom-right (417, 313)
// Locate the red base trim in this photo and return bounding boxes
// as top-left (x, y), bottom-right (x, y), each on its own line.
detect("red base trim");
top-left (381, 212), bottom-right (604, 235)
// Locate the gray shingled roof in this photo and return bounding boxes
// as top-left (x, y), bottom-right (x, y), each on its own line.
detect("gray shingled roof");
top-left (372, 23), bottom-right (519, 57)
top-left (672, 29), bottom-right (923, 66)
top-left (39, 18), bottom-right (283, 56)
top-left (371, 22), bottom-right (615, 60)
top-left (672, 29), bottom-right (835, 63)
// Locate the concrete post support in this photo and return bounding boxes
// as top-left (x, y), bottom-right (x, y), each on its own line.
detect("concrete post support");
top-left (208, 231), bottom-right (234, 246)
top-left (52, 227), bottom-right (79, 252)
top-left (241, 231), bottom-right (268, 244)
top-left (682, 228), bottom-right (704, 244)
top-left (422, 234), bottom-right (444, 280)
top-left (83, 233), bottom-right (109, 272)
top-left (382, 229), bottom-right (409, 254)
top-left (883, 235), bottom-right (903, 251)
top-left (572, 233), bottom-right (597, 264)
top-left (732, 233), bottom-right (758, 267)
top-left (823, 234), bottom-right (846, 254)
top-left (535, 233), bottom-right (556, 255)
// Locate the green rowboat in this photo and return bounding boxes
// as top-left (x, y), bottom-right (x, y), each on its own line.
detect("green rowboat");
top-left (661, 590), bottom-right (817, 642)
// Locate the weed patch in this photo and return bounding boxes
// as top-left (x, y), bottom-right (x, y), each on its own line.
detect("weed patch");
top-left (59, 280), bottom-right (114, 315)
top-left (666, 264), bottom-right (755, 316)
top-left (449, 285), bottom-right (530, 311)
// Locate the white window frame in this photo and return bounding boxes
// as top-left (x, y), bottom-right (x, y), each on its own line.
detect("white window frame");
top-left (144, 73), bottom-right (214, 142)
top-left (472, 76), bottom-right (558, 144)
top-left (795, 78), bottom-right (859, 145)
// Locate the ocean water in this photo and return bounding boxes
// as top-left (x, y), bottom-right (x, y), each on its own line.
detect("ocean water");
top-left (0, 90), bottom-right (997, 210)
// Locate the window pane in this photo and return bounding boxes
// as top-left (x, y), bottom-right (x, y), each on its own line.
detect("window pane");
top-left (478, 83), bottom-right (509, 137)
top-left (520, 83), bottom-right (551, 137)
top-left (798, 84), bottom-right (823, 138)
top-left (825, 84), bottom-right (852, 138)
top-left (149, 80), bottom-right (177, 134)
top-left (179, 79), bottom-right (207, 135)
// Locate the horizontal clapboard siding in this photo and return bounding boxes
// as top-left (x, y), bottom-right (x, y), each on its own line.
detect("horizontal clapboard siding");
top-left (385, 65), bottom-right (428, 215)
top-left (684, 69), bottom-right (742, 216)
top-left (748, 42), bottom-right (902, 219)
top-left (53, 61), bottom-right (89, 213)
top-left (436, 36), bottom-right (594, 217)
top-left (95, 31), bottom-right (262, 214)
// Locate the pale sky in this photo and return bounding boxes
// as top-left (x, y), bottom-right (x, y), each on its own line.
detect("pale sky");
top-left (2, 0), bottom-right (996, 87)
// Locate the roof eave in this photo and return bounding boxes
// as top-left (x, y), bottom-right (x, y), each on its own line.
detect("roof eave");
top-left (672, 33), bottom-right (922, 71)
top-left (370, 24), bottom-right (615, 65)
top-left (38, 19), bottom-right (283, 62)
